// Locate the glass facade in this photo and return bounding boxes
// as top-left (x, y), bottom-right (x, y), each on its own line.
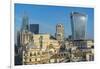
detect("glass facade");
top-left (30, 24), bottom-right (39, 34)
top-left (21, 16), bottom-right (29, 31)
top-left (71, 12), bottom-right (87, 40)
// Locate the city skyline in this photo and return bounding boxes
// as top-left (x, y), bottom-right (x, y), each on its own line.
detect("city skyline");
top-left (14, 4), bottom-right (94, 65)
top-left (15, 3), bottom-right (94, 39)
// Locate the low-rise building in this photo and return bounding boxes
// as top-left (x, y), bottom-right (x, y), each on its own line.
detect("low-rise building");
top-left (23, 42), bottom-right (50, 64)
top-left (33, 34), bottom-right (50, 51)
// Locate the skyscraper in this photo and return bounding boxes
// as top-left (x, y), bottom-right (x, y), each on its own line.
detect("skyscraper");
top-left (20, 15), bottom-right (32, 46)
top-left (29, 24), bottom-right (39, 34)
top-left (21, 15), bottom-right (29, 32)
top-left (70, 12), bottom-right (87, 40)
top-left (55, 24), bottom-right (64, 42)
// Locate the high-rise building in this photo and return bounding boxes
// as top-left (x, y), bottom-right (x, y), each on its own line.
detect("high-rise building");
top-left (55, 24), bottom-right (64, 42)
top-left (21, 15), bottom-right (29, 32)
top-left (20, 15), bottom-right (32, 46)
top-left (70, 12), bottom-right (87, 40)
top-left (29, 24), bottom-right (39, 34)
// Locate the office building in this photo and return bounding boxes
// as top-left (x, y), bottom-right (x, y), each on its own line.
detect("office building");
top-left (70, 12), bottom-right (87, 40)
top-left (21, 15), bottom-right (29, 32)
top-left (55, 24), bottom-right (64, 42)
top-left (30, 24), bottom-right (39, 34)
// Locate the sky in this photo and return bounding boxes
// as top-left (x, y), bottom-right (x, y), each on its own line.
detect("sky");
top-left (15, 3), bottom-right (94, 39)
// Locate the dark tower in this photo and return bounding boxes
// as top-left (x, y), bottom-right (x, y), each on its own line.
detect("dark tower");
top-left (29, 24), bottom-right (39, 34)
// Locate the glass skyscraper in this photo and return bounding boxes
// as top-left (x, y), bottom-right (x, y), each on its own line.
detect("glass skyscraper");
top-left (29, 24), bottom-right (39, 34)
top-left (70, 12), bottom-right (87, 40)
top-left (21, 15), bottom-right (29, 32)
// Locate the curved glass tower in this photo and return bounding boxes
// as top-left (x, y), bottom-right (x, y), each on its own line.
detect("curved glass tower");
top-left (70, 12), bottom-right (87, 40)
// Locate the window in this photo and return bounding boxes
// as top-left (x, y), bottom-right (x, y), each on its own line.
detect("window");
top-left (35, 58), bottom-right (37, 61)
top-left (38, 52), bottom-right (40, 55)
top-left (58, 25), bottom-right (61, 27)
top-left (34, 53), bottom-right (36, 56)
top-left (30, 53), bottom-right (32, 56)
top-left (57, 34), bottom-right (61, 36)
top-left (30, 59), bottom-right (31, 62)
